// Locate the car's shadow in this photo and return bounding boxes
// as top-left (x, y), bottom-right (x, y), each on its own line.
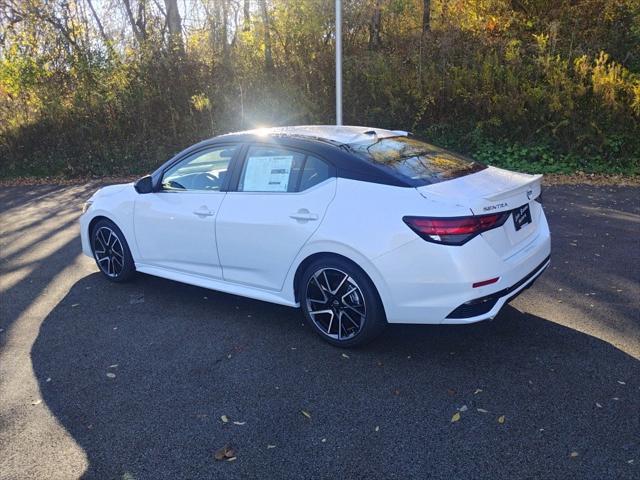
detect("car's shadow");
top-left (32, 272), bottom-right (639, 479)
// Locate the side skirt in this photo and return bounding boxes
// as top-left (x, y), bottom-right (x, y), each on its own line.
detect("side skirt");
top-left (135, 263), bottom-right (299, 308)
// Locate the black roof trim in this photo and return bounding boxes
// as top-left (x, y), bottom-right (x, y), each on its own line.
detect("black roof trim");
top-left (152, 133), bottom-right (416, 188)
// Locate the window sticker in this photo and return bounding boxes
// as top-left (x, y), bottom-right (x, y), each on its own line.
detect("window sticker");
top-left (243, 155), bottom-right (293, 192)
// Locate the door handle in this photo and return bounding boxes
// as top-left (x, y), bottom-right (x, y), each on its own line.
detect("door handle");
top-left (193, 208), bottom-right (214, 218)
top-left (289, 209), bottom-right (319, 222)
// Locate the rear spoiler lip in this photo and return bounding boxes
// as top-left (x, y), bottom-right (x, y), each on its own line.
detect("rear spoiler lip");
top-left (483, 174), bottom-right (543, 202)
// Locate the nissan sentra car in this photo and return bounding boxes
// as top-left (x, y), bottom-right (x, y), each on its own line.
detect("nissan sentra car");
top-left (80, 126), bottom-right (551, 346)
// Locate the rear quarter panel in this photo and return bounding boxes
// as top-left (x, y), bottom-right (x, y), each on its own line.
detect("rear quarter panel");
top-left (281, 177), bottom-right (470, 307)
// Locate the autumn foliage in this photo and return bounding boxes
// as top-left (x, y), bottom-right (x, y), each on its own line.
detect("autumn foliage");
top-left (0, 0), bottom-right (638, 177)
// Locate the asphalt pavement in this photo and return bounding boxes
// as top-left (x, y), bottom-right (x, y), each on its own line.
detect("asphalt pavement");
top-left (0, 182), bottom-right (638, 480)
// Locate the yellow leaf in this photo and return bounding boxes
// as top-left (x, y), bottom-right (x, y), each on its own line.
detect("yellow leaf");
top-left (451, 412), bottom-right (461, 422)
top-left (301, 410), bottom-right (311, 419)
top-left (220, 415), bottom-right (229, 423)
top-left (498, 415), bottom-right (506, 424)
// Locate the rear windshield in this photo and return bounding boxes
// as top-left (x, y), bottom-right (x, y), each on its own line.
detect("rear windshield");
top-left (348, 136), bottom-right (486, 185)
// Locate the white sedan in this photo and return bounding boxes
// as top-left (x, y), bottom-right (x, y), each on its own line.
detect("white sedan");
top-left (80, 126), bottom-right (551, 347)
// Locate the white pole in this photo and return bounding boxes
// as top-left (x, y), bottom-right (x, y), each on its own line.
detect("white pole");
top-left (335, 0), bottom-right (342, 126)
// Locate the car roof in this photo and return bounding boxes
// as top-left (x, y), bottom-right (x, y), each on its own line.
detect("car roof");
top-left (152, 126), bottom-right (417, 189)
top-left (222, 125), bottom-right (409, 145)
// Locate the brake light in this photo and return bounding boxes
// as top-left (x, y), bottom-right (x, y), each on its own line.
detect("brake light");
top-left (403, 212), bottom-right (510, 245)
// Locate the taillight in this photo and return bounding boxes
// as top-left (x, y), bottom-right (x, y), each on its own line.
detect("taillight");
top-left (403, 212), bottom-right (510, 245)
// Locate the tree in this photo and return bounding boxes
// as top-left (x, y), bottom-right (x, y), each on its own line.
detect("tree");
top-left (259, 0), bottom-right (273, 71)
top-left (163, 0), bottom-right (183, 53)
top-left (422, 0), bottom-right (431, 33)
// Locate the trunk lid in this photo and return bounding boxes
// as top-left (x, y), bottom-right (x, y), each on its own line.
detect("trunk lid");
top-left (416, 166), bottom-right (543, 259)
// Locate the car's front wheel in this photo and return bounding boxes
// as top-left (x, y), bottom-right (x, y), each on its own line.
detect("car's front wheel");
top-left (300, 257), bottom-right (386, 347)
top-left (91, 218), bottom-right (135, 282)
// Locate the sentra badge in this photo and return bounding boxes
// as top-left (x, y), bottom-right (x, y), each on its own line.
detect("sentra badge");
top-left (483, 202), bottom-right (508, 212)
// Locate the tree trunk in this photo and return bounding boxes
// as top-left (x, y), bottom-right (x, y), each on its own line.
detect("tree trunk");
top-left (243, 0), bottom-right (250, 32)
top-left (163, 0), bottom-right (183, 53)
top-left (221, 0), bottom-right (229, 61)
top-left (368, 0), bottom-right (382, 50)
top-left (422, 0), bottom-right (431, 34)
top-left (122, 0), bottom-right (145, 44)
top-left (259, 0), bottom-right (274, 71)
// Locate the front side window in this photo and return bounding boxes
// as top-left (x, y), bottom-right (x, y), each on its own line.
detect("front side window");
top-left (162, 145), bottom-right (238, 191)
top-left (349, 136), bottom-right (486, 185)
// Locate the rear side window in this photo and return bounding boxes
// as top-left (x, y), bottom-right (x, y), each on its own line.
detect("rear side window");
top-left (349, 136), bottom-right (486, 185)
top-left (238, 146), bottom-right (332, 193)
top-left (299, 155), bottom-right (331, 191)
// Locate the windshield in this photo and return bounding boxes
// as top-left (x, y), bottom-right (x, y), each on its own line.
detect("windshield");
top-left (348, 136), bottom-right (486, 185)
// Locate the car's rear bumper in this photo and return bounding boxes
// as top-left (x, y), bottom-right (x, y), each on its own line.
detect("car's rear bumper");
top-left (371, 210), bottom-right (551, 324)
top-left (440, 255), bottom-right (549, 324)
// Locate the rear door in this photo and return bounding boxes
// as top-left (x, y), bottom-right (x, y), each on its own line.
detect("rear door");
top-left (133, 144), bottom-right (239, 278)
top-left (216, 144), bottom-right (337, 290)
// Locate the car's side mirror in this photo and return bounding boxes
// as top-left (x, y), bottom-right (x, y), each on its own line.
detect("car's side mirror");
top-left (134, 175), bottom-right (154, 194)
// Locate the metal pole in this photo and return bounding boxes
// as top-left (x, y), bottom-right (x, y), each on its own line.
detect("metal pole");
top-left (335, 0), bottom-right (342, 126)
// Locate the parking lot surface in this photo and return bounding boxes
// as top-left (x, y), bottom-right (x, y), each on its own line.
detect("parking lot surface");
top-left (1, 183), bottom-right (638, 479)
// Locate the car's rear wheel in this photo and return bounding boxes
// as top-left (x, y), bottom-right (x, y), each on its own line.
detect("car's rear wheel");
top-left (91, 218), bottom-right (135, 282)
top-left (300, 257), bottom-right (386, 347)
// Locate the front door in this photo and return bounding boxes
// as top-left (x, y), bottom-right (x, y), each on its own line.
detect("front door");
top-left (216, 145), bottom-right (336, 290)
top-left (133, 144), bottom-right (239, 279)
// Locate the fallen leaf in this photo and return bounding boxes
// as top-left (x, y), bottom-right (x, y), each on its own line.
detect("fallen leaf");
top-left (446, 388), bottom-right (456, 396)
top-left (459, 405), bottom-right (468, 412)
top-left (129, 294), bottom-right (144, 305)
top-left (375, 426), bottom-right (379, 432)
top-left (451, 412), bottom-right (461, 422)
top-left (474, 389), bottom-right (483, 395)
top-left (106, 372), bottom-right (116, 379)
top-left (498, 415), bottom-right (506, 424)
top-left (570, 451), bottom-right (579, 458)
top-left (341, 353), bottom-right (350, 359)
top-left (321, 438), bottom-right (326, 443)
top-left (233, 421), bottom-right (246, 426)
top-left (617, 381), bottom-right (626, 385)
top-left (393, 389), bottom-right (401, 396)
top-left (267, 445), bottom-right (276, 449)
top-left (31, 399), bottom-right (42, 406)
top-left (108, 364), bottom-right (118, 369)
top-left (227, 457), bottom-right (237, 462)
top-left (627, 459), bottom-right (634, 464)
top-left (477, 408), bottom-right (488, 413)
top-left (214, 444), bottom-right (236, 461)
top-left (595, 402), bottom-right (602, 408)
top-left (301, 410), bottom-right (311, 419)
top-left (46, 377), bottom-right (51, 382)
top-left (71, 303), bottom-right (80, 308)
top-left (220, 415), bottom-right (229, 423)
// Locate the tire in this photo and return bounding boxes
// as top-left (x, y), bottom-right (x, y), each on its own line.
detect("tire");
top-left (90, 218), bottom-right (136, 282)
top-left (299, 256), bottom-right (386, 347)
